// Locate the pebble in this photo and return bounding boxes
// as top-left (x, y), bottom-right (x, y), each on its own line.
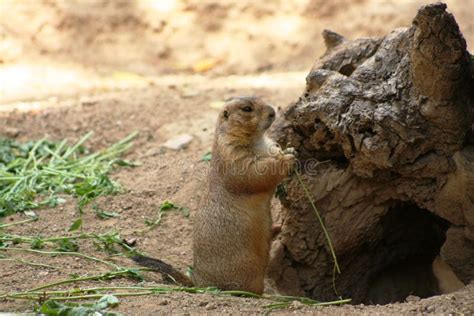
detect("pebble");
top-left (5, 127), bottom-right (20, 137)
top-left (205, 303), bottom-right (217, 310)
top-left (290, 300), bottom-right (305, 309)
top-left (426, 305), bottom-right (435, 312)
top-left (159, 299), bottom-right (169, 306)
top-left (162, 134), bottom-right (193, 150)
top-left (122, 203), bottom-right (133, 210)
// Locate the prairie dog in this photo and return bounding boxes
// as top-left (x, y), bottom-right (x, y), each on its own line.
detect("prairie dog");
top-left (192, 96), bottom-right (294, 294)
top-left (432, 255), bottom-right (464, 294)
top-left (134, 96), bottom-right (294, 294)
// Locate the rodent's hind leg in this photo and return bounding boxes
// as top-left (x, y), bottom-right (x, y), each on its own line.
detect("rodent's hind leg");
top-left (247, 278), bottom-right (264, 295)
top-left (226, 274), bottom-right (264, 295)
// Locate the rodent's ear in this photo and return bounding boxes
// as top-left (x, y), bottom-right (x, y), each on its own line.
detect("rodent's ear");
top-left (223, 110), bottom-right (229, 120)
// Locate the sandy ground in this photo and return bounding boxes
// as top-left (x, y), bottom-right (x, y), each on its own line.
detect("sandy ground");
top-left (1, 83), bottom-right (473, 315)
top-left (0, 0), bottom-right (473, 314)
top-left (1, 0), bottom-right (473, 104)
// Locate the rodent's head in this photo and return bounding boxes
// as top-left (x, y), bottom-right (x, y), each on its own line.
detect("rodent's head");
top-left (217, 96), bottom-right (276, 144)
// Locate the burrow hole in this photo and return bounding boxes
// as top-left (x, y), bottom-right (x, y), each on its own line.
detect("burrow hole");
top-left (364, 202), bottom-right (453, 305)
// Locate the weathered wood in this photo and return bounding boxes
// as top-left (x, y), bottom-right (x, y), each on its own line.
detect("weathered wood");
top-left (269, 3), bottom-right (473, 304)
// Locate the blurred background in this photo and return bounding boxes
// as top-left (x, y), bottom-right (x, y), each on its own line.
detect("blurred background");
top-left (0, 0), bottom-right (473, 104)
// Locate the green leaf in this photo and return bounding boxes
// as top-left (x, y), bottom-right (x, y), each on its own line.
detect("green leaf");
top-left (143, 201), bottom-right (189, 230)
top-left (38, 295), bottom-right (121, 316)
top-left (201, 151), bottom-right (212, 162)
top-left (93, 205), bottom-right (119, 219)
top-left (56, 239), bottom-right (79, 252)
top-left (68, 218), bottom-right (82, 232)
top-left (0, 132), bottom-right (137, 217)
top-left (94, 294), bottom-right (119, 309)
top-left (47, 196), bottom-right (66, 207)
top-left (30, 238), bottom-right (45, 249)
top-left (124, 268), bottom-right (144, 281)
top-left (39, 300), bottom-right (64, 315)
top-left (159, 200), bottom-right (176, 211)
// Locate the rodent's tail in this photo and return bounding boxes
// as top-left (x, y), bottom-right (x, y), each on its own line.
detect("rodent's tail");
top-left (132, 255), bottom-right (193, 287)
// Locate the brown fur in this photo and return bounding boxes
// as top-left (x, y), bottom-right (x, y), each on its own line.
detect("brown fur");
top-left (192, 96), bottom-right (294, 294)
top-left (133, 96), bottom-right (294, 294)
top-left (432, 255), bottom-right (465, 294)
top-left (132, 254), bottom-right (193, 287)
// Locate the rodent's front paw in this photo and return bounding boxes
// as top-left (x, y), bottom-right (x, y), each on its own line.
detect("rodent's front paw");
top-left (281, 153), bottom-right (296, 175)
top-left (283, 147), bottom-right (297, 156)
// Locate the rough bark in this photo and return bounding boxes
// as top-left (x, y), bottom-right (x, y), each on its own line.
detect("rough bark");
top-left (269, 3), bottom-right (473, 304)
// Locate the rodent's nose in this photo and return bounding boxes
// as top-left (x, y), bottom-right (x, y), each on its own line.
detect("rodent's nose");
top-left (268, 108), bottom-right (276, 119)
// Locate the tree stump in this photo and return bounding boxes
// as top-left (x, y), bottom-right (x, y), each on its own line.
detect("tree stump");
top-left (269, 3), bottom-right (474, 304)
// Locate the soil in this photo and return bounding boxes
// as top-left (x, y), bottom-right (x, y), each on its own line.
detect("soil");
top-left (0, 0), bottom-right (473, 314)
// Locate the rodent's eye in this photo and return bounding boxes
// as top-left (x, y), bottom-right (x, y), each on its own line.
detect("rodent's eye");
top-left (241, 106), bottom-right (253, 112)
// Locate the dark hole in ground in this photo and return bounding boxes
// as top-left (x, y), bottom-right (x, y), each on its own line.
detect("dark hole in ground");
top-left (339, 64), bottom-right (355, 76)
top-left (364, 202), bottom-right (450, 305)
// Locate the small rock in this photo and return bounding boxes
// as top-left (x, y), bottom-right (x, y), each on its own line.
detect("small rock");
top-left (205, 303), bottom-right (216, 310)
top-left (159, 299), bottom-right (169, 306)
top-left (122, 237), bottom-right (137, 247)
top-left (290, 300), bottom-right (305, 309)
top-left (24, 210), bottom-right (37, 218)
top-left (122, 204), bottom-right (133, 210)
top-left (5, 127), bottom-right (20, 137)
top-left (426, 305), bottom-right (435, 312)
top-left (198, 301), bottom-right (208, 307)
top-left (162, 134), bottom-right (193, 150)
top-left (406, 295), bottom-right (421, 302)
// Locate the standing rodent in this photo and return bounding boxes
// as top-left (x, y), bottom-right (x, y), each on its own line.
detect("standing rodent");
top-left (133, 96), bottom-right (295, 294)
